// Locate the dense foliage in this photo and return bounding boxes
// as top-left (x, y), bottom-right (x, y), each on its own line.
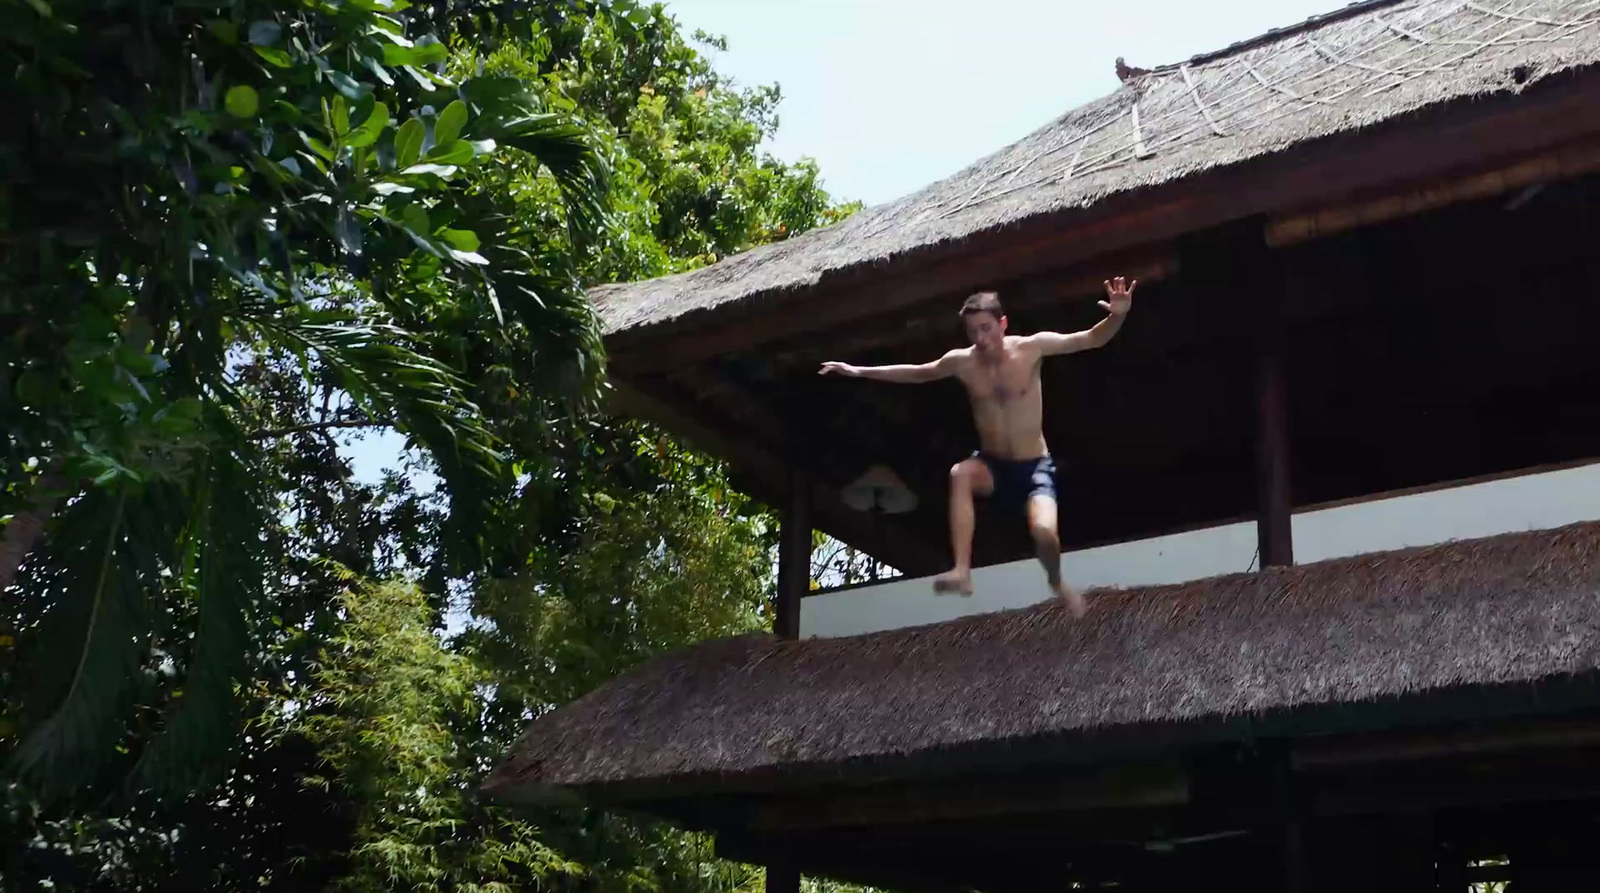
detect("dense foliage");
top-left (1, 0), bottom-right (866, 890)
top-left (0, 0), bottom-right (612, 806)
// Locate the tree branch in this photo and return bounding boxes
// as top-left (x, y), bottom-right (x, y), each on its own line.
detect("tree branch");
top-left (247, 418), bottom-right (392, 440)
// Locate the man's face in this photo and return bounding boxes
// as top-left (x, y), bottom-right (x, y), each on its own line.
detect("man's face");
top-left (963, 311), bottom-right (1006, 352)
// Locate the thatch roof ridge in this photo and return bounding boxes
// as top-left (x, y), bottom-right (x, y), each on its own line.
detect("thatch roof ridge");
top-left (1154, 0), bottom-right (1406, 72)
top-left (486, 520), bottom-right (1600, 803)
top-left (591, 0), bottom-right (1600, 340)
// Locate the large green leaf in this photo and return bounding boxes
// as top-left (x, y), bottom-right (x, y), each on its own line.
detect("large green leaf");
top-left (346, 101), bottom-right (390, 148)
top-left (6, 485), bottom-right (182, 803)
top-left (433, 99), bottom-right (468, 145)
top-left (123, 450), bottom-right (266, 800)
top-left (395, 116), bottom-right (425, 169)
top-left (492, 114), bottom-right (610, 247)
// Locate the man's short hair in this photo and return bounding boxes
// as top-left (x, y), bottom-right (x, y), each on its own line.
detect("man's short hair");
top-left (959, 291), bottom-right (1004, 320)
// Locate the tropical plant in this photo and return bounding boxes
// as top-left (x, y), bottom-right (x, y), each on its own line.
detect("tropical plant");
top-left (293, 575), bottom-right (581, 893)
top-left (0, 0), bottom-right (609, 804)
top-left (1, 2), bottom-right (879, 890)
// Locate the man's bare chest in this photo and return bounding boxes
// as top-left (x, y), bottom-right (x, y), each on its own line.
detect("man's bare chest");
top-left (963, 356), bottom-right (1039, 404)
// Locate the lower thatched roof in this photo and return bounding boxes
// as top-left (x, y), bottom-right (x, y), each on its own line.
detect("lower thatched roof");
top-left (485, 521), bottom-right (1600, 805)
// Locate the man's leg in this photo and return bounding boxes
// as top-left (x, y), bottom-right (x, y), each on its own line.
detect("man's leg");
top-left (1028, 494), bottom-right (1086, 618)
top-left (934, 458), bottom-right (992, 595)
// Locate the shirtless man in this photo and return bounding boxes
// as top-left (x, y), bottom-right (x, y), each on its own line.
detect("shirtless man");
top-left (819, 278), bottom-right (1135, 617)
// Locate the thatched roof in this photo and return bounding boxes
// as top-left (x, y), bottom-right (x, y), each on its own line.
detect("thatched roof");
top-left (593, 0), bottom-right (1600, 338)
top-left (486, 520), bottom-right (1600, 805)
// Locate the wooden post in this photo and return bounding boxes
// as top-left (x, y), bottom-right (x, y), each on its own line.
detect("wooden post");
top-left (766, 863), bottom-right (800, 893)
top-left (1177, 218), bottom-right (1294, 568)
top-left (1254, 239), bottom-right (1293, 569)
top-left (768, 472), bottom-right (810, 893)
top-left (1375, 812), bottom-right (1437, 893)
top-left (775, 469), bottom-right (810, 639)
top-left (1271, 743), bottom-right (1308, 893)
top-left (1282, 816), bottom-right (1307, 893)
top-left (1256, 344), bottom-right (1293, 568)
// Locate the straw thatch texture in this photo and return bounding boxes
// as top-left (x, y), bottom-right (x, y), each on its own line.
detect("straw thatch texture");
top-left (593, 0), bottom-right (1600, 337)
top-left (487, 521), bottom-right (1600, 801)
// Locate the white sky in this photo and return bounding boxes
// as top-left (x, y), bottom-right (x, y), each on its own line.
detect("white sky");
top-left (662, 0), bottom-right (1340, 207)
top-left (347, 0), bottom-right (1342, 484)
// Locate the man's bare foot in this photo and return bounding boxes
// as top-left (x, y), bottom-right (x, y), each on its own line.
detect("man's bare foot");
top-left (1052, 581), bottom-right (1087, 618)
top-left (933, 569), bottom-right (974, 597)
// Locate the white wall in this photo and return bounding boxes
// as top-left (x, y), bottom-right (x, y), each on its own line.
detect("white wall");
top-left (799, 460), bottom-right (1600, 639)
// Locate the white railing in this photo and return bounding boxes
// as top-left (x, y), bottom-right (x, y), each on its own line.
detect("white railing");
top-left (799, 458), bottom-right (1600, 639)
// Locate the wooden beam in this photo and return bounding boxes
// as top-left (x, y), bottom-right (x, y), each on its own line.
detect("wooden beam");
top-left (611, 225), bottom-right (1181, 376)
top-left (1252, 233), bottom-right (1294, 569)
top-left (667, 366), bottom-right (797, 445)
top-left (751, 760), bottom-right (1189, 831)
top-left (765, 863), bottom-right (798, 893)
top-left (1265, 136), bottom-right (1600, 246)
top-left (665, 366), bottom-right (840, 487)
top-left (1008, 251), bottom-right (1178, 315)
top-left (610, 66), bottom-right (1600, 375)
top-left (721, 818), bottom-right (1266, 893)
top-left (718, 834), bottom-right (981, 893)
top-left (1255, 347), bottom-right (1293, 567)
top-left (1309, 749), bottom-right (1600, 817)
top-left (606, 378), bottom-right (948, 575)
top-left (759, 248), bottom-right (1179, 374)
top-left (1291, 716), bottom-right (1600, 769)
top-left (775, 469), bottom-right (810, 640)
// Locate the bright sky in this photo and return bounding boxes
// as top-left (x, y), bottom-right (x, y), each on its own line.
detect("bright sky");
top-left (347, 0), bottom-right (1341, 486)
top-left (661, 0), bottom-right (1340, 207)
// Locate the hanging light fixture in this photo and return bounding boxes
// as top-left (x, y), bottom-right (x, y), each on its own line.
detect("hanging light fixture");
top-left (841, 464), bottom-right (918, 515)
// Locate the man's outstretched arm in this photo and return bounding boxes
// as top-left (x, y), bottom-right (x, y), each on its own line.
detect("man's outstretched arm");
top-left (819, 349), bottom-right (962, 383)
top-left (1028, 276), bottom-right (1136, 356)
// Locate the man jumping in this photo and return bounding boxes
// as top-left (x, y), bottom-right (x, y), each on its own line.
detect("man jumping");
top-left (819, 277), bottom-right (1135, 617)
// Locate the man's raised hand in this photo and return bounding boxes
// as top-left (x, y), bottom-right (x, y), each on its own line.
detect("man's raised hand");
top-left (1100, 276), bottom-right (1136, 316)
top-left (819, 361), bottom-right (859, 377)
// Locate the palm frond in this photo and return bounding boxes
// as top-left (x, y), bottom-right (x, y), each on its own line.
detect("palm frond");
top-left (6, 483), bottom-right (184, 804)
top-left (482, 241), bottom-right (606, 408)
top-left (493, 113), bottom-right (611, 249)
top-left (457, 74), bottom-right (610, 247)
top-left (253, 314), bottom-right (506, 561)
top-left (123, 447), bottom-right (267, 800)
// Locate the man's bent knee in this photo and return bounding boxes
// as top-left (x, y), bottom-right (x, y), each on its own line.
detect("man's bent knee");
top-left (1029, 520), bottom-right (1059, 546)
top-left (950, 459), bottom-right (982, 490)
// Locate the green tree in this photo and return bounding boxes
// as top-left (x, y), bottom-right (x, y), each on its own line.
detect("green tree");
top-left (458, 6), bottom-right (860, 285)
top-left (0, 2), bottom-right (874, 890)
top-left (450, 8), bottom-right (872, 892)
top-left (294, 575), bottom-right (581, 893)
top-left (0, 0), bottom-right (610, 804)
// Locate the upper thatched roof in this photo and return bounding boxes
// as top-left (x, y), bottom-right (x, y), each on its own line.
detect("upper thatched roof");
top-left (593, 0), bottom-right (1600, 339)
top-left (485, 520), bottom-right (1600, 805)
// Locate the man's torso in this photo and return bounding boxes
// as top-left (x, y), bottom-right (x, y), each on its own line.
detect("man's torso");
top-left (955, 337), bottom-right (1048, 460)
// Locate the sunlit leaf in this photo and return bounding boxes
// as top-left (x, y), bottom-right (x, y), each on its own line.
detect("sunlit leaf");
top-left (253, 45), bottom-right (292, 68)
top-left (400, 162), bottom-right (458, 178)
top-left (434, 99), bottom-right (468, 145)
top-left (422, 139), bottom-right (473, 165)
top-left (394, 117), bottom-right (424, 169)
top-left (346, 101), bottom-right (389, 148)
top-left (439, 229), bottom-right (479, 252)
